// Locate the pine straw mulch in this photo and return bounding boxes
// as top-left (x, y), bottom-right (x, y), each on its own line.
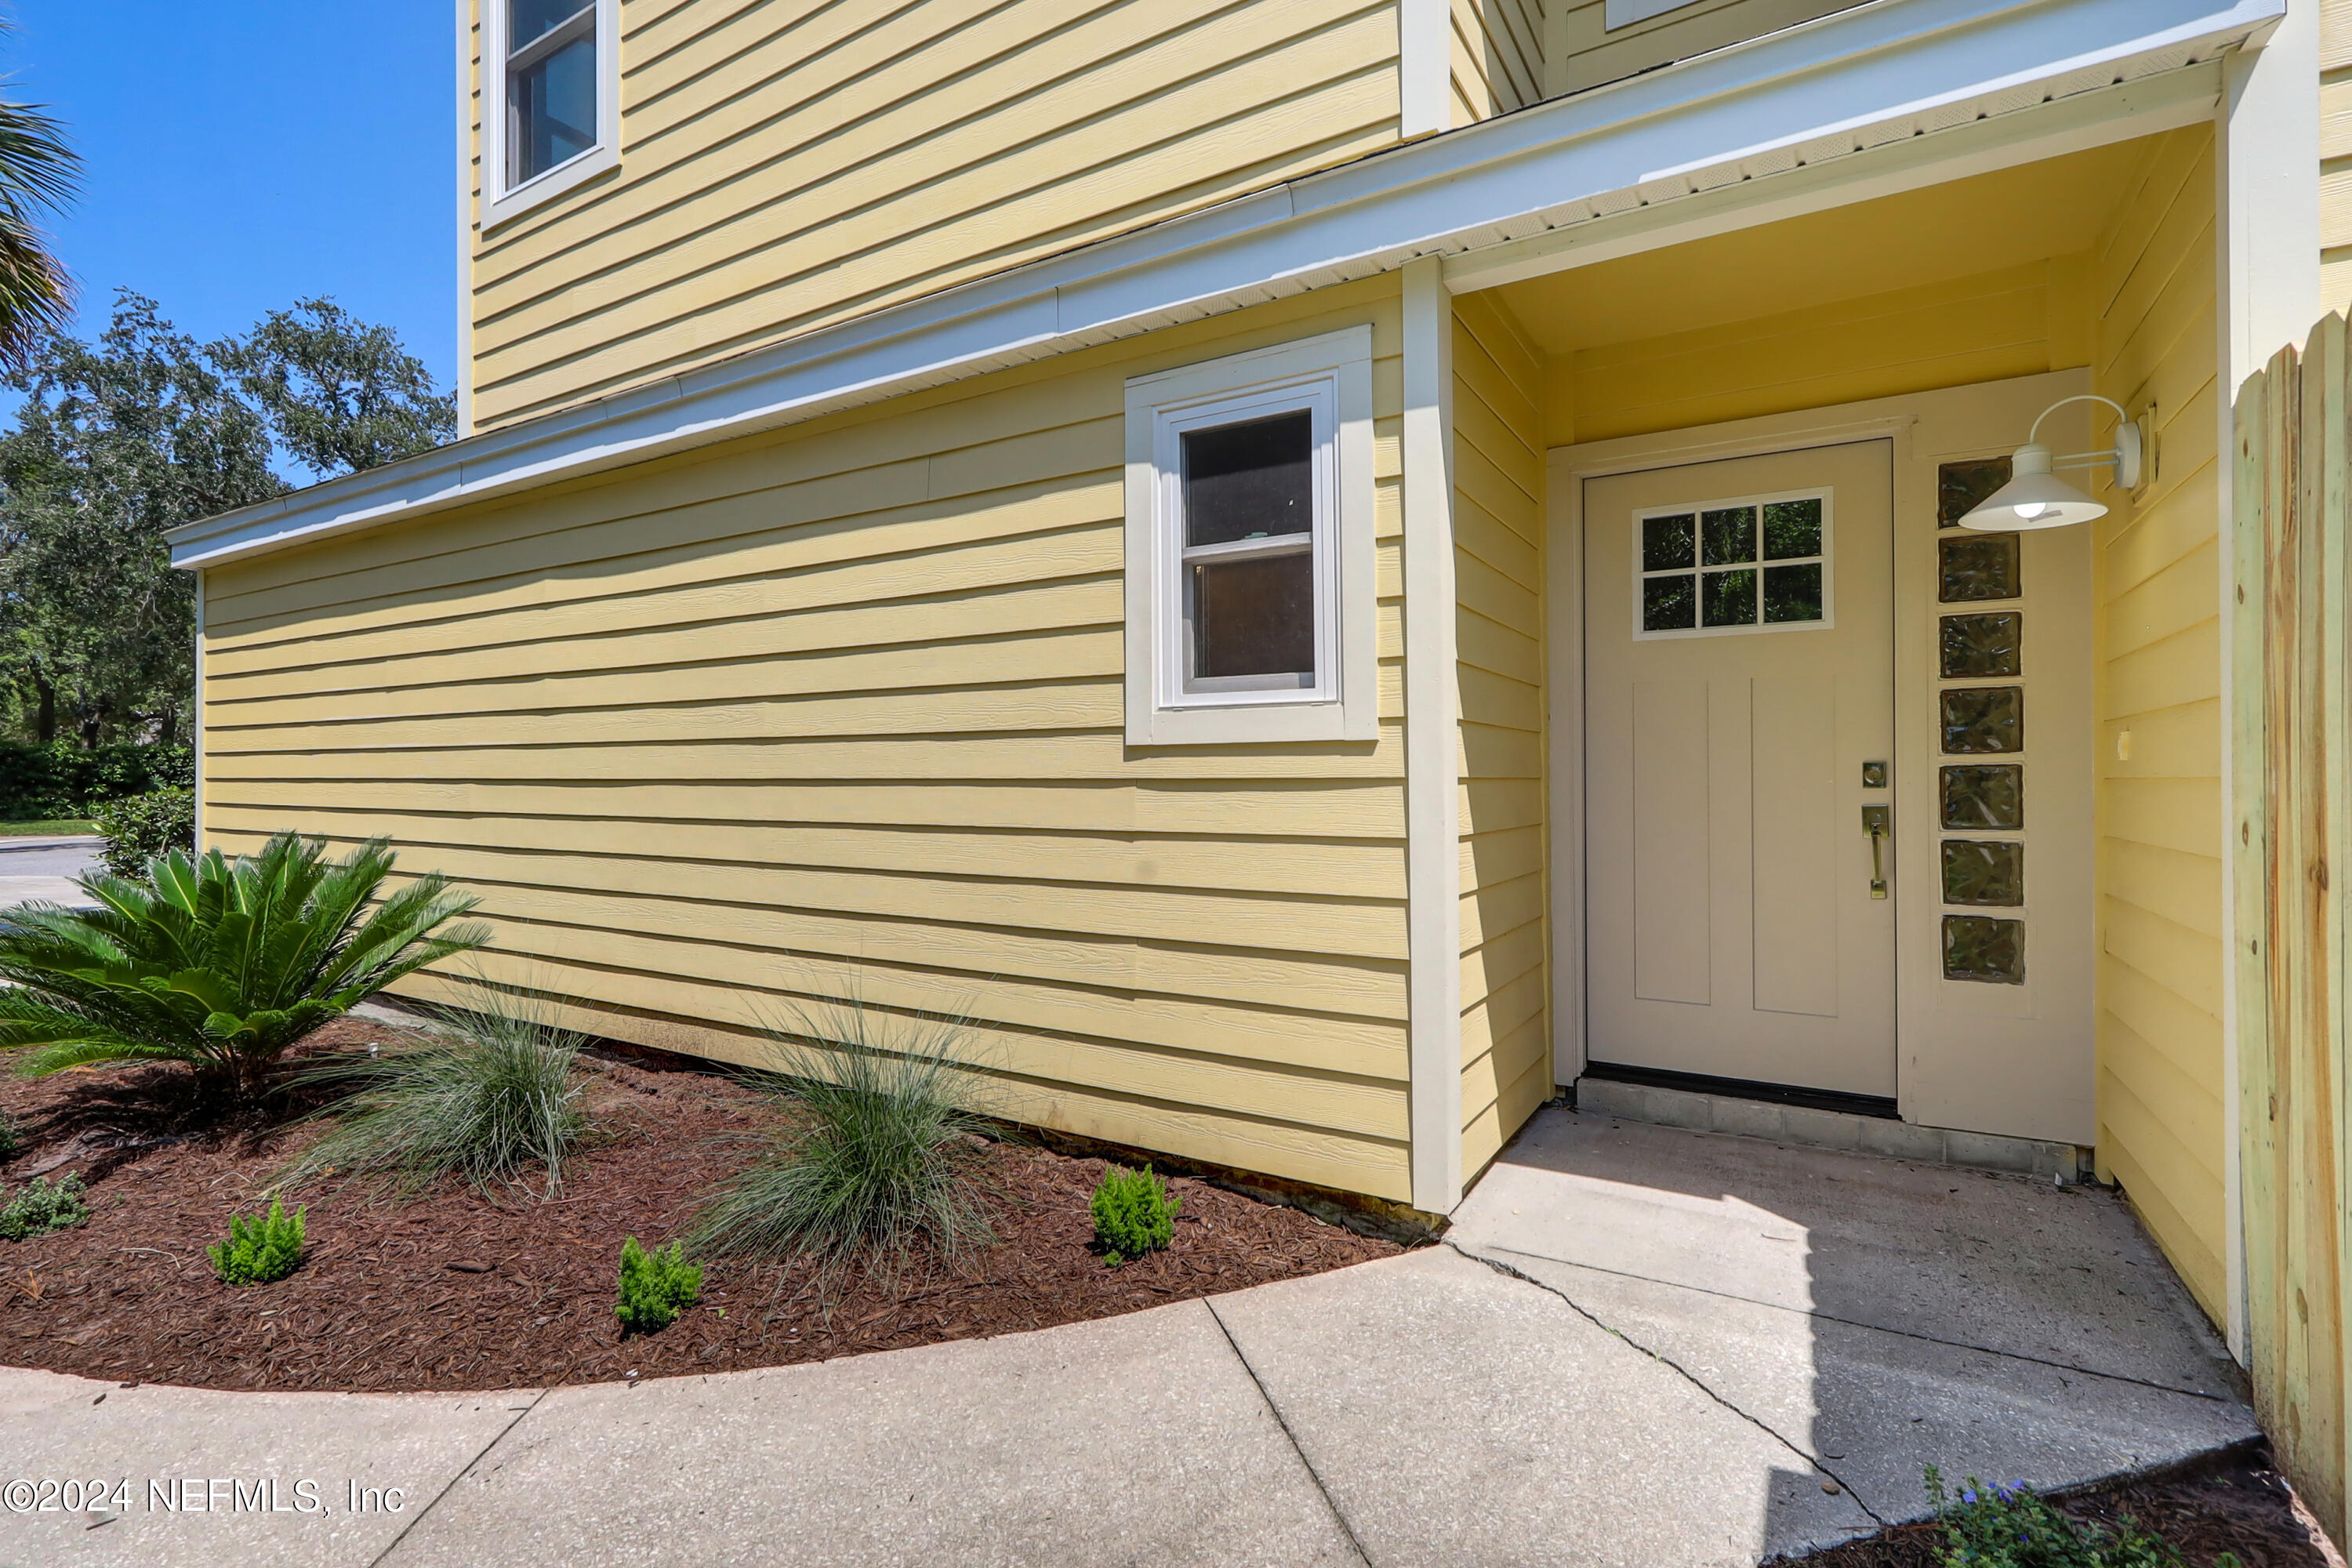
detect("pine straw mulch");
top-left (0, 1018), bottom-right (1402, 1393)
top-left (1779, 1449), bottom-right (2347, 1568)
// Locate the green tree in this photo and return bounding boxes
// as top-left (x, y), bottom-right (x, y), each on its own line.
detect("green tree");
top-left (0, 292), bottom-right (454, 743)
top-left (0, 25), bottom-right (79, 369)
top-left (212, 297), bottom-right (456, 478)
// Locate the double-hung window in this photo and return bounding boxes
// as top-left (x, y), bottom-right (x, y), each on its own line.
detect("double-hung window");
top-left (1123, 328), bottom-right (1377, 745)
top-left (482, 0), bottom-right (620, 227)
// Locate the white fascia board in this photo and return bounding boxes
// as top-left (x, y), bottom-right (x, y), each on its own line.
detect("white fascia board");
top-left (169, 0), bottom-right (2279, 572)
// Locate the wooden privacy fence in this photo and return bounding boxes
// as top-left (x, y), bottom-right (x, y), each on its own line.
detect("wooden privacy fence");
top-left (2234, 309), bottom-right (2352, 1543)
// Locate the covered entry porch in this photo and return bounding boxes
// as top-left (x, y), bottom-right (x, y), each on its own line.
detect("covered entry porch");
top-left (1445, 124), bottom-right (2238, 1330)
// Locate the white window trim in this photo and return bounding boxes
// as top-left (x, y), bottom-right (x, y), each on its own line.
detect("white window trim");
top-left (1124, 327), bottom-right (1377, 746)
top-left (479, 0), bottom-right (620, 230)
top-left (1629, 486), bottom-right (1836, 641)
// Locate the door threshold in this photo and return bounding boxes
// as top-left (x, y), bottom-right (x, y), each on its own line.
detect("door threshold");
top-left (1574, 1063), bottom-right (2092, 1182)
top-left (1581, 1061), bottom-right (1897, 1120)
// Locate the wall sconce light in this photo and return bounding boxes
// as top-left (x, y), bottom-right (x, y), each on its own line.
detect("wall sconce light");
top-left (1956, 394), bottom-right (2146, 531)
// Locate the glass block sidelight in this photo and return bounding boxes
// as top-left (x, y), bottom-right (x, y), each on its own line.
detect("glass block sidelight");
top-left (1940, 764), bottom-right (2024, 830)
top-left (1941, 840), bottom-right (2024, 906)
top-left (1643, 514), bottom-right (1696, 572)
top-left (1939, 612), bottom-right (2023, 679)
top-left (1943, 915), bottom-right (2026, 984)
top-left (1938, 456), bottom-right (2013, 528)
top-left (1940, 687), bottom-right (2024, 753)
top-left (1938, 532), bottom-right (2021, 602)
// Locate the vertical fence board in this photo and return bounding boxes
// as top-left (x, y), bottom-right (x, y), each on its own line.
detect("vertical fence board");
top-left (2235, 353), bottom-right (2281, 1457)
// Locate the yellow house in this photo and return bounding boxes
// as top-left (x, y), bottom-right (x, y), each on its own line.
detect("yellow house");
top-left (171, 0), bottom-right (2326, 1377)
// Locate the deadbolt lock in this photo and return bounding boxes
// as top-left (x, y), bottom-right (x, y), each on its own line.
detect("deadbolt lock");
top-left (1862, 760), bottom-right (1888, 789)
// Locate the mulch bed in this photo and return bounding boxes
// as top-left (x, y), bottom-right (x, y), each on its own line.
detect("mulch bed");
top-left (0, 1018), bottom-right (1401, 1393)
top-left (1781, 1449), bottom-right (2347, 1567)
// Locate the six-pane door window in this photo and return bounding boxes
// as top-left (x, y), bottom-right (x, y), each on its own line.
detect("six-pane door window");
top-left (1635, 492), bottom-right (1830, 637)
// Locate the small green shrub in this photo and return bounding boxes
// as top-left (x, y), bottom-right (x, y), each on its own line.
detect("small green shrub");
top-left (1922, 1467), bottom-right (2238, 1568)
top-left (282, 984), bottom-right (591, 1198)
top-left (1091, 1164), bottom-right (1179, 1265)
top-left (685, 1000), bottom-right (996, 1286)
top-left (0, 1109), bottom-right (16, 1161)
top-left (0, 1172), bottom-right (87, 1240)
top-left (615, 1236), bottom-right (702, 1334)
top-left (209, 1198), bottom-right (306, 1285)
top-left (90, 788), bottom-right (194, 879)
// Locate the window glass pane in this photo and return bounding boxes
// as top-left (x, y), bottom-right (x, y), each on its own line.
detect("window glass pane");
top-left (1940, 687), bottom-right (2024, 754)
top-left (1642, 575), bottom-right (1695, 632)
top-left (1193, 553), bottom-right (1313, 679)
top-left (1941, 840), bottom-right (2024, 906)
top-left (1943, 915), bottom-right (2025, 984)
top-left (1702, 568), bottom-right (1755, 627)
top-left (1761, 499), bottom-right (1821, 560)
top-left (1182, 412), bottom-right (1311, 548)
top-left (511, 0), bottom-right (591, 49)
top-left (1938, 532), bottom-right (2020, 602)
top-left (1939, 612), bottom-right (2022, 678)
top-left (511, 34), bottom-right (597, 183)
top-left (1701, 506), bottom-right (1755, 565)
top-left (1761, 563), bottom-right (1822, 623)
top-left (1940, 764), bottom-right (2024, 830)
top-left (1642, 514), bottom-right (1694, 572)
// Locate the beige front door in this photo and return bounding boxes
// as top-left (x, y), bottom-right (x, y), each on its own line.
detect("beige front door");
top-left (1583, 440), bottom-right (1896, 1098)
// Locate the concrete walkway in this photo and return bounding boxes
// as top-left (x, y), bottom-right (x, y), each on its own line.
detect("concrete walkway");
top-left (0, 836), bottom-right (100, 909)
top-left (0, 1108), bottom-right (2259, 1567)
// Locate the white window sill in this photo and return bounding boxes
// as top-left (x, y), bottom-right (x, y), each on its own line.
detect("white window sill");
top-left (482, 141), bottom-right (619, 231)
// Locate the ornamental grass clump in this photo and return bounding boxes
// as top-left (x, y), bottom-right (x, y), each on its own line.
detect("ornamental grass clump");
top-left (1091, 1164), bottom-right (1178, 1265)
top-left (1922, 1466), bottom-right (2235, 1568)
top-left (0, 1172), bottom-right (87, 1240)
top-left (615, 1236), bottom-right (702, 1334)
top-left (0, 831), bottom-right (489, 1102)
top-left (686, 1000), bottom-right (996, 1286)
top-left (281, 984), bottom-right (592, 1198)
top-left (209, 1198), bottom-right (305, 1285)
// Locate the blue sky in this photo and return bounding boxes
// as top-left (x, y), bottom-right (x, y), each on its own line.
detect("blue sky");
top-left (13, 2), bottom-right (457, 390)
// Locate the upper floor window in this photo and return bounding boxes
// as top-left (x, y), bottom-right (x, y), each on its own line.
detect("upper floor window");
top-left (482, 0), bottom-right (619, 228)
top-left (1123, 328), bottom-right (1378, 746)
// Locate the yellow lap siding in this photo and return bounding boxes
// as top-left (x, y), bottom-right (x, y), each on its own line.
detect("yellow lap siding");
top-left (2090, 124), bottom-right (2228, 1324)
top-left (466, 0), bottom-right (1404, 426)
top-left (205, 279), bottom-right (1416, 1202)
top-left (1452, 290), bottom-right (1549, 1178)
top-left (1450, 0), bottom-right (1543, 124)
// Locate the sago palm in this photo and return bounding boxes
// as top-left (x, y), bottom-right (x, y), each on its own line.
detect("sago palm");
top-left (0, 832), bottom-right (490, 1100)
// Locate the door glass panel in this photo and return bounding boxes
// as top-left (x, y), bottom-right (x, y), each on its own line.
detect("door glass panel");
top-left (1703, 568), bottom-right (1756, 627)
top-left (1943, 915), bottom-right (2025, 984)
top-left (1643, 514), bottom-right (1695, 572)
top-left (1762, 563), bottom-right (1823, 623)
top-left (1938, 612), bottom-right (2022, 678)
top-left (1702, 506), bottom-right (1755, 565)
top-left (1940, 764), bottom-right (2024, 830)
top-left (1941, 840), bottom-right (2024, 906)
top-left (1642, 575), bottom-right (1696, 632)
top-left (1940, 687), bottom-right (2023, 753)
top-left (1761, 498), bottom-right (1822, 559)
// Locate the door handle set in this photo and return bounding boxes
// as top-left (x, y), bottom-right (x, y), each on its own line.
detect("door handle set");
top-left (1862, 805), bottom-right (1890, 899)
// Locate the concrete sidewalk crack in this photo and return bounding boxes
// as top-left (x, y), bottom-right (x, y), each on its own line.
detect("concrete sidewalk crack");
top-left (1447, 1240), bottom-right (1891, 1530)
top-left (368, 1385), bottom-right (553, 1567)
top-left (1205, 1297), bottom-right (1377, 1567)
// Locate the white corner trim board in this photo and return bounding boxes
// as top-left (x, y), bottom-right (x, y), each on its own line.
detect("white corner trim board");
top-left (1400, 0), bottom-right (1451, 137)
top-left (168, 0), bottom-right (2280, 572)
top-left (1401, 260), bottom-right (1462, 1214)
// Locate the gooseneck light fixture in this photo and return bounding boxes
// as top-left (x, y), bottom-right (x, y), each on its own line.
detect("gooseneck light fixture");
top-left (1955, 394), bottom-right (2146, 532)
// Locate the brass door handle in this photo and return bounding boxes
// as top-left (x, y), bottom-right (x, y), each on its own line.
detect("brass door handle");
top-left (1863, 806), bottom-right (1890, 899)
